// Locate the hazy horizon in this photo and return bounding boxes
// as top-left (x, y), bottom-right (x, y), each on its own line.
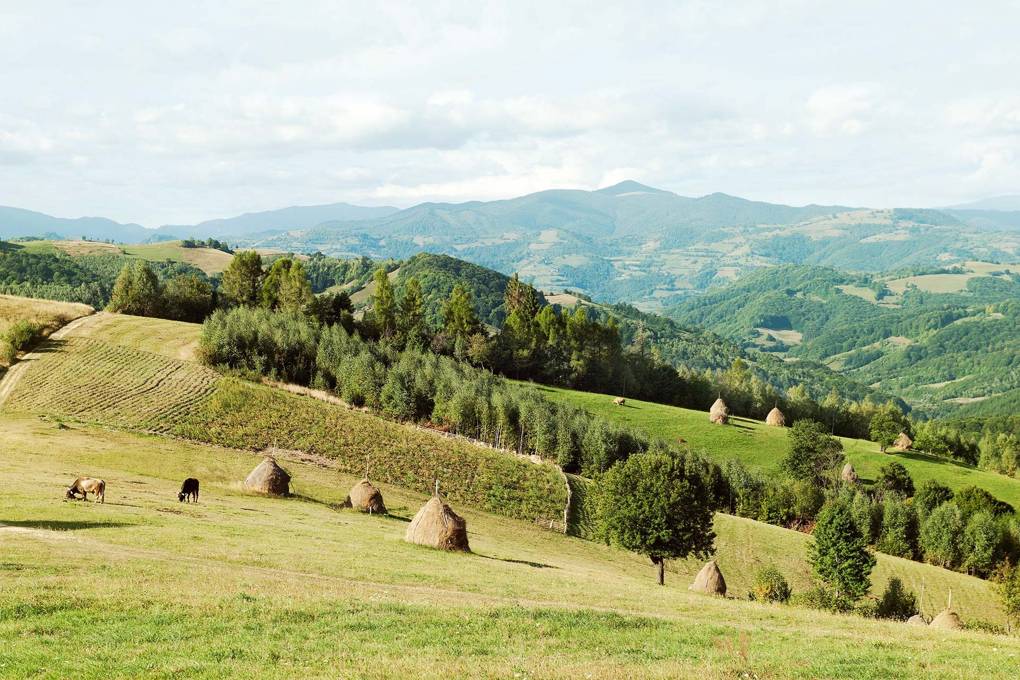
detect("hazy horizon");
top-left (2, 1), bottom-right (1020, 225)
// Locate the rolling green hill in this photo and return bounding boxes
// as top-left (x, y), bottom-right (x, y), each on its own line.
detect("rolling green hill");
top-left (670, 264), bottom-right (1020, 416)
top-left (534, 383), bottom-right (1020, 511)
top-left (2, 306), bottom-right (1018, 676)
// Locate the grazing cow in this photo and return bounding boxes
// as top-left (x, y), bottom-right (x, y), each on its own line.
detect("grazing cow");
top-left (613, 397), bottom-right (626, 406)
top-left (178, 478), bottom-right (200, 503)
top-left (65, 477), bottom-right (105, 503)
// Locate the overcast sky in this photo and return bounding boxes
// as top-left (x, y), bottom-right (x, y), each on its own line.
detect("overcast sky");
top-left (2, 1), bottom-right (1019, 225)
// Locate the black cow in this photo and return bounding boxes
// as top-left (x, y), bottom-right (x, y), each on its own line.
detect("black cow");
top-left (178, 478), bottom-right (200, 503)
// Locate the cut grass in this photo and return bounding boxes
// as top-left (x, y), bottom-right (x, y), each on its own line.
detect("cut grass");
top-left (1, 414), bottom-right (1018, 678)
top-left (1, 313), bottom-right (566, 526)
top-left (121, 241), bottom-right (234, 275)
top-left (534, 383), bottom-right (1020, 510)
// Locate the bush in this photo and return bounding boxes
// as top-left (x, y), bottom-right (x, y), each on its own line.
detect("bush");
top-left (2, 319), bottom-right (42, 352)
top-left (914, 480), bottom-right (953, 521)
top-left (875, 462), bottom-right (914, 498)
top-left (748, 566), bottom-right (791, 603)
top-left (792, 584), bottom-right (848, 613)
top-left (874, 577), bottom-right (918, 620)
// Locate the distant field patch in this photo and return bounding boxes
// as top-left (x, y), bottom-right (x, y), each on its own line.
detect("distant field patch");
top-left (122, 242), bottom-right (234, 275)
top-left (755, 327), bottom-right (803, 345)
top-left (836, 284), bottom-right (877, 302)
top-left (885, 273), bottom-right (974, 294)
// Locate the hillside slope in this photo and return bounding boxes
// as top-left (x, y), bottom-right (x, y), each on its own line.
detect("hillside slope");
top-left (670, 263), bottom-right (1020, 415)
top-left (536, 383), bottom-right (1020, 510)
top-left (0, 314), bottom-right (566, 526)
top-left (2, 415), bottom-right (1016, 678)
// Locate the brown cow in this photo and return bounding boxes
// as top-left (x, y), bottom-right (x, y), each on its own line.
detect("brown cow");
top-left (65, 477), bottom-right (105, 503)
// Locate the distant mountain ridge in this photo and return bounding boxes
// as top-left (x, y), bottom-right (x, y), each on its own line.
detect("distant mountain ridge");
top-left (4, 182), bottom-right (1020, 308)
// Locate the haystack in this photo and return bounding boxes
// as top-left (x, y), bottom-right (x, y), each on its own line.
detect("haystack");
top-left (345, 478), bottom-right (386, 514)
top-left (893, 432), bottom-right (913, 451)
top-left (765, 407), bottom-right (786, 427)
top-left (906, 614), bottom-right (927, 627)
top-left (709, 398), bottom-right (729, 425)
top-left (689, 560), bottom-right (726, 596)
top-left (929, 609), bottom-right (962, 630)
top-left (841, 462), bottom-right (859, 484)
top-left (405, 495), bottom-right (470, 552)
top-left (244, 456), bottom-right (290, 496)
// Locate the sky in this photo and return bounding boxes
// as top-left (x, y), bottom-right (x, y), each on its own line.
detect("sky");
top-left (1, 0), bottom-right (1019, 226)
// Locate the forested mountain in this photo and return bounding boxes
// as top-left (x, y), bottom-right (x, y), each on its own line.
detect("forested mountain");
top-left (6, 184), bottom-right (1020, 310)
top-left (670, 263), bottom-right (1020, 416)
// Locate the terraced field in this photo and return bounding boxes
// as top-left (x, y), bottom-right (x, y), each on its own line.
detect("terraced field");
top-left (3, 336), bottom-right (219, 433)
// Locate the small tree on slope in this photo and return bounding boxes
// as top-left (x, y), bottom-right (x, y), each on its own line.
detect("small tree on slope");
top-left (595, 448), bottom-right (715, 586)
top-left (809, 502), bottom-right (875, 607)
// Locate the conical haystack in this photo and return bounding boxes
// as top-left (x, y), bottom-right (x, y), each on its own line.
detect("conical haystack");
top-left (405, 495), bottom-right (470, 552)
top-left (929, 609), bottom-right (962, 630)
top-left (765, 407), bottom-right (786, 427)
top-left (906, 614), bottom-right (927, 626)
top-left (346, 478), bottom-right (386, 514)
top-left (841, 462), bottom-right (859, 484)
top-left (893, 432), bottom-right (913, 451)
top-left (689, 560), bottom-right (726, 596)
top-left (710, 398), bottom-right (728, 416)
top-left (709, 398), bottom-right (729, 425)
top-left (244, 456), bottom-right (290, 496)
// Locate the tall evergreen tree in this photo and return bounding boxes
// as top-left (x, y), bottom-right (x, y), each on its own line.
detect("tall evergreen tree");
top-left (371, 267), bottom-right (398, 338)
top-left (809, 502), bottom-right (875, 605)
top-left (278, 260), bottom-right (313, 312)
top-left (442, 283), bottom-right (481, 341)
top-left (221, 250), bottom-right (263, 307)
top-left (398, 277), bottom-right (427, 347)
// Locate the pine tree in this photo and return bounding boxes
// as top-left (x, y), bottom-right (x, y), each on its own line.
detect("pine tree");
top-left (442, 284), bottom-right (481, 341)
top-left (398, 277), bottom-right (427, 347)
top-left (278, 260), bottom-right (313, 312)
top-left (371, 268), bottom-right (397, 338)
top-left (220, 250), bottom-right (263, 307)
top-left (809, 502), bottom-right (875, 605)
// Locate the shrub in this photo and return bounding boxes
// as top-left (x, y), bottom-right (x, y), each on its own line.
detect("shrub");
top-left (2, 319), bottom-right (42, 352)
top-left (913, 480), bottom-right (953, 521)
top-left (874, 577), bottom-right (918, 621)
top-left (792, 584), bottom-right (847, 613)
top-left (875, 462), bottom-right (914, 498)
top-left (964, 511), bottom-right (1003, 577)
top-left (748, 566), bottom-right (791, 603)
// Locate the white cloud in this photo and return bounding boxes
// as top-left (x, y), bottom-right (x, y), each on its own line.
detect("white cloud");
top-left (1, 1), bottom-right (1019, 223)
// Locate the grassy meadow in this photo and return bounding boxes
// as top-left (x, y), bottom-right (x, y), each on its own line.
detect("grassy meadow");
top-left (535, 383), bottom-right (1020, 509)
top-left (2, 414), bottom-right (1018, 678)
top-left (13, 239), bottom-right (234, 274)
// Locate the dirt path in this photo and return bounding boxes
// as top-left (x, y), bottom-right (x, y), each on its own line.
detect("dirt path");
top-left (0, 312), bottom-right (104, 407)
